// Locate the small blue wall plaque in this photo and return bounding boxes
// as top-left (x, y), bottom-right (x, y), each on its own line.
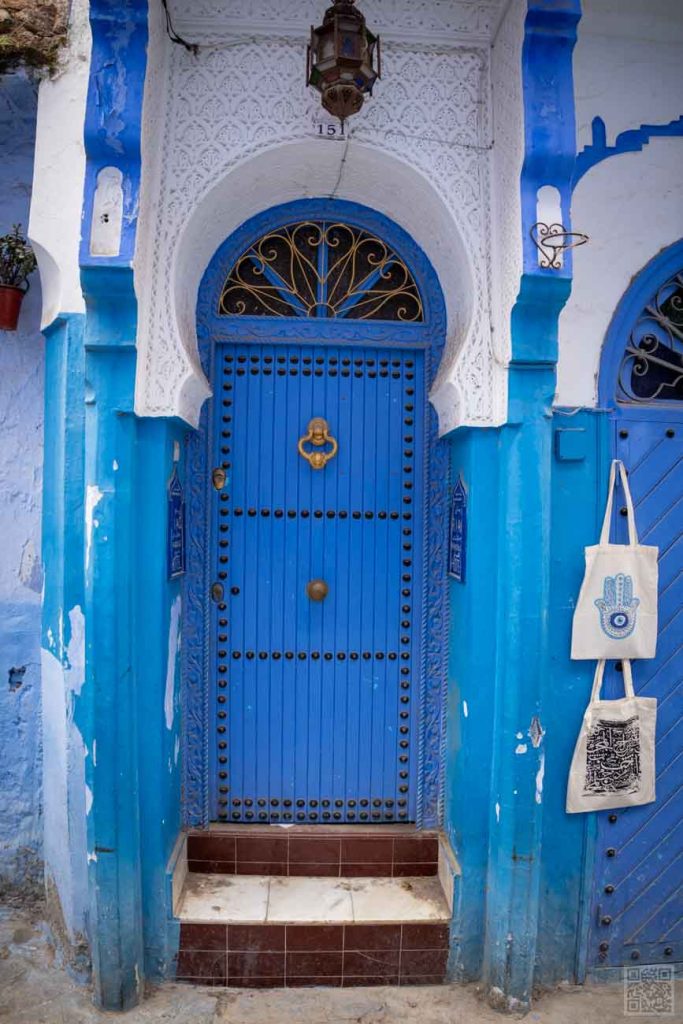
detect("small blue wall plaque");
top-left (167, 467), bottom-right (186, 579)
top-left (448, 475), bottom-right (467, 582)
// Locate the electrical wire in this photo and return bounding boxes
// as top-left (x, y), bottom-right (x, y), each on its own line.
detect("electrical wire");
top-left (161, 0), bottom-right (199, 54)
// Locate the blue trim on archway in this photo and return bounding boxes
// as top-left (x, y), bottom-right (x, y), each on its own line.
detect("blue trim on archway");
top-left (599, 237), bottom-right (683, 411)
top-left (195, 199), bottom-right (447, 364)
top-left (182, 198), bottom-right (450, 831)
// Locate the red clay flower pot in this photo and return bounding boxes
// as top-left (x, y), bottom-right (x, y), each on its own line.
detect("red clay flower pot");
top-left (0, 285), bottom-right (25, 331)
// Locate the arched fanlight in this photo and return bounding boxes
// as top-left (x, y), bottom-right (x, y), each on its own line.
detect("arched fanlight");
top-left (307, 0), bottom-right (381, 122)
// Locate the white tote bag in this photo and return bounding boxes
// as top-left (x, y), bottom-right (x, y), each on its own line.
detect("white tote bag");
top-left (571, 460), bottom-right (658, 659)
top-left (567, 660), bottom-right (656, 813)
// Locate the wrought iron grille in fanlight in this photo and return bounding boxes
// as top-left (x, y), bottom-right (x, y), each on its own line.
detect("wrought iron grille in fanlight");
top-left (219, 221), bottom-right (423, 322)
top-left (618, 270), bottom-right (683, 403)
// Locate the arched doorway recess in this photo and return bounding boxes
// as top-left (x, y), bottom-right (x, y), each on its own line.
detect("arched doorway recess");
top-left (587, 240), bottom-right (683, 974)
top-left (183, 199), bottom-right (450, 829)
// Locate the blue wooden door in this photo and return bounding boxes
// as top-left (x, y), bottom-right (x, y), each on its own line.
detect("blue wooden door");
top-left (587, 417), bottom-right (683, 969)
top-left (209, 341), bottom-right (424, 823)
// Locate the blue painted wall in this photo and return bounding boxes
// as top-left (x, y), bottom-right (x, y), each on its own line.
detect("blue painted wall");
top-left (134, 417), bottom-right (185, 980)
top-left (444, 427), bottom-right (500, 980)
top-left (40, 311), bottom-right (89, 957)
top-left (32, 0), bottom-right (184, 1006)
top-left (70, 0), bottom-right (184, 1005)
top-left (443, 1), bottom-right (597, 1006)
top-left (538, 409), bottom-right (610, 983)
top-left (0, 72), bottom-right (44, 895)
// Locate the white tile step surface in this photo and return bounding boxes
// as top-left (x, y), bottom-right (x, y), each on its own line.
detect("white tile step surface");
top-left (178, 873), bottom-right (451, 925)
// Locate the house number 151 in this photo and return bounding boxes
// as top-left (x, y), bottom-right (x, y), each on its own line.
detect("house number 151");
top-left (316, 122), bottom-right (346, 137)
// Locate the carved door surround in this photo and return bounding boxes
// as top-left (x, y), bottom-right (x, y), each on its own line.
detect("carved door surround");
top-left (181, 199), bottom-right (450, 829)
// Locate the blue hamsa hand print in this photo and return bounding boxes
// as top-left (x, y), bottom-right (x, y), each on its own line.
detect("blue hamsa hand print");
top-left (595, 573), bottom-right (640, 639)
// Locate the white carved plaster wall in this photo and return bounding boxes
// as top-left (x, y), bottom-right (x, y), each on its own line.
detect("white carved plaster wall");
top-left (170, 0), bottom-right (508, 45)
top-left (135, 0), bottom-right (522, 432)
top-left (489, 0), bottom-right (525, 366)
top-left (557, 139), bottom-right (683, 407)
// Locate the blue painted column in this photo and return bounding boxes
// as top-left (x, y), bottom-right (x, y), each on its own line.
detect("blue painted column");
top-left (480, 1), bottom-right (581, 1009)
top-left (77, 0), bottom-right (150, 1009)
top-left (80, 267), bottom-right (144, 1009)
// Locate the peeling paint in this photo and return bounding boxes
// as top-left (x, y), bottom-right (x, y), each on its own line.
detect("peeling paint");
top-left (174, 735), bottom-right (180, 764)
top-left (535, 751), bottom-right (545, 805)
top-left (529, 715), bottom-right (545, 748)
top-left (8, 665), bottom-right (27, 691)
top-left (462, 700), bottom-right (468, 718)
top-left (87, 851), bottom-right (97, 863)
top-left (85, 784), bottom-right (93, 816)
top-left (92, 740), bottom-right (96, 766)
top-left (66, 606), bottom-right (85, 695)
top-left (18, 538), bottom-right (43, 592)
top-left (515, 743), bottom-right (527, 755)
top-left (112, 459), bottom-right (119, 471)
top-left (85, 485), bottom-right (103, 571)
top-left (164, 595), bottom-right (181, 730)
top-left (495, 801), bottom-right (501, 823)
top-left (41, 646), bottom-right (89, 936)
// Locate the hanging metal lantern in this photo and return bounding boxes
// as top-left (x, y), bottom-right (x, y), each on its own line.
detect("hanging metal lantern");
top-left (307, 0), bottom-right (381, 122)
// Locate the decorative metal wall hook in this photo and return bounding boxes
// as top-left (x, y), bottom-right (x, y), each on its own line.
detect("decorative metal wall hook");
top-left (530, 222), bottom-right (589, 270)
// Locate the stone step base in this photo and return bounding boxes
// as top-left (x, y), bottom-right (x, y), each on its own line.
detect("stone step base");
top-left (175, 873), bottom-right (451, 988)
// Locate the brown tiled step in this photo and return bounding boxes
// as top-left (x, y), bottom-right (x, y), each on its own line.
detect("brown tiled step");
top-left (187, 826), bottom-right (439, 878)
top-left (177, 923), bottom-right (449, 987)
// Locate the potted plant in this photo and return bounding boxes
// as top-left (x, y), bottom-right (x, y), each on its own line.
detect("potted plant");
top-left (0, 225), bottom-right (37, 331)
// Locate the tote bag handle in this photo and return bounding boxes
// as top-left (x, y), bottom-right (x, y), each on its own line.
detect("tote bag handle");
top-left (589, 659), bottom-right (636, 704)
top-left (599, 460), bottom-right (638, 546)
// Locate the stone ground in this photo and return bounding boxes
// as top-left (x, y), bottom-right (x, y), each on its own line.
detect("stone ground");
top-left (0, 905), bottom-right (680, 1023)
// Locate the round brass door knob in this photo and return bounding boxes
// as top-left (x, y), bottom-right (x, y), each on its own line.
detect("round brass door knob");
top-left (306, 579), bottom-right (329, 601)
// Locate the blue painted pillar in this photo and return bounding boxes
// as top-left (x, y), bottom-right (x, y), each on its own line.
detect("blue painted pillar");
top-left (77, 0), bottom-right (149, 1009)
top-left (482, 280), bottom-right (569, 1009)
top-left (80, 268), bottom-right (144, 1010)
top-left (481, 1), bottom-right (581, 1009)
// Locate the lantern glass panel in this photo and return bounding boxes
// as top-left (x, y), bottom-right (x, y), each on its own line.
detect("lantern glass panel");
top-left (319, 31), bottom-right (336, 61)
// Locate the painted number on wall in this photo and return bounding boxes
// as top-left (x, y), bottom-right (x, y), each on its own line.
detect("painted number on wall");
top-left (315, 122), bottom-right (346, 137)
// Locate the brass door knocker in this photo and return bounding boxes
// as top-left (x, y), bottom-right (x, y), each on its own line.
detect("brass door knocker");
top-left (298, 417), bottom-right (338, 470)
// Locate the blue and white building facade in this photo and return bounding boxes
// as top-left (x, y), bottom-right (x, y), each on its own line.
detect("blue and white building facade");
top-left (0, 0), bottom-right (681, 1011)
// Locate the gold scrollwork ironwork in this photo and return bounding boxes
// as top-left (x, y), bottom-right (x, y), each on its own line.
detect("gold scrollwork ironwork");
top-left (219, 221), bottom-right (423, 322)
top-left (298, 417), bottom-right (338, 470)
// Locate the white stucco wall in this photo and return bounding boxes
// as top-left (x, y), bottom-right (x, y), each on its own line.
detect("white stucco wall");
top-left (28, 0), bottom-right (90, 327)
top-left (557, 0), bottom-right (683, 407)
top-left (573, 0), bottom-right (683, 151)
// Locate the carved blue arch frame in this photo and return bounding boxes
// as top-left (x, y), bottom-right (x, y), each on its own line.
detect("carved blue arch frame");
top-left (181, 198), bottom-right (450, 828)
top-left (599, 237), bottom-right (683, 418)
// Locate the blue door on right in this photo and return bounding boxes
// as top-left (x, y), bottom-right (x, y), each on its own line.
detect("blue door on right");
top-left (589, 260), bottom-right (683, 971)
